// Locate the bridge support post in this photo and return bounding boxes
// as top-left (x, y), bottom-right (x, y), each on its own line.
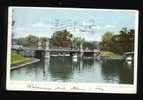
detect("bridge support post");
top-left (93, 49), bottom-right (96, 58)
top-left (31, 51), bottom-right (35, 58)
top-left (44, 52), bottom-right (50, 58)
top-left (79, 43), bottom-right (83, 58)
top-left (44, 40), bottom-right (50, 58)
top-left (43, 57), bottom-right (50, 80)
top-left (38, 38), bottom-right (42, 49)
top-left (80, 52), bottom-right (83, 58)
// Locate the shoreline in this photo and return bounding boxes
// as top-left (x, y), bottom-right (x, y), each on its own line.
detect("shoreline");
top-left (100, 51), bottom-right (123, 60)
top-left (11, 58), bottom-right (40, 70)
top-left (102, 56), bottom-right (124, 60)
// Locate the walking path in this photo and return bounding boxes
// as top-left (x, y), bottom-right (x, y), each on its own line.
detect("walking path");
top-left (11, 58), bottom-right (40, 70)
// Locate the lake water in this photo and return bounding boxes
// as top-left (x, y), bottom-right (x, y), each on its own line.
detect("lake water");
top-left (11, 56), bottom-right (134, 84)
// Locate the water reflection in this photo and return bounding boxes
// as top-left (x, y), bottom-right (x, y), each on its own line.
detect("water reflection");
top-left (101, 60), bottom-right (133, 84)
top-left (43, 58), bottom-right (50, 80)
top-left (82, 58), bottom-right (94, 69)
top-left (48, 56), bottom-right (73, 82)
top-left (11, 56), bottom-right (134, 84)
top-left (119, 61), bottom-right (134, 84)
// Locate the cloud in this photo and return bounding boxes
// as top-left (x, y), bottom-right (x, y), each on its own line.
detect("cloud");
top-left (82, 21), bottom-right (90, 26)
top-left (15, 27), bottom-right (30, 33)
top-left (90, 25), bottom-right (116, 30)
top-left (95, 26), bottom-right (101, 30)
top-left (33, 22), bottom-right (45, 28)
top-left (104, 25), bottom-right (116, 29)
top-left (32, 22), bottom-right (53, 29)
top-left (15, 27), bottom-right (26, 31)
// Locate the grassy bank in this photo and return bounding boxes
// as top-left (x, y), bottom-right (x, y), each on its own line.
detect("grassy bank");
top-left (101, 51), bottom-right (122, 59)
top-left (11, 52), bottom-right (31, 65)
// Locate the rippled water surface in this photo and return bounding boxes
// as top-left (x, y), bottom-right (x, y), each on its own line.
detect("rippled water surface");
top-left (11, 56), bottom-right (134, 84)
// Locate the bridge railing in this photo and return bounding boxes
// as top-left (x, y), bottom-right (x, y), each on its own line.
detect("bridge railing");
top-left (12, 46), bottom-right (101, 53)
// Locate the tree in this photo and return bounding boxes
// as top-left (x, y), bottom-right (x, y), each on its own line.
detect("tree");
top-left (72, 37), bottom-right (82, 49)
top-left (27, 35), bottom-right (39, 47)
top-left (40, 37), bottom-right (49, 49)
top-left (100, 27), bottom-right (135, 54)
top-left (51, 29), bottom-right (73, 48)
top-left (83, 41), bottom-right (96, 50)
top-left (128, 29), bottom-right (135, 51)
top-left (15, 35), bottom-right (39, 47)
top-left (100, 31), bottom-right (113, 50)
top-left (117, 28), bottom-right (134, 53)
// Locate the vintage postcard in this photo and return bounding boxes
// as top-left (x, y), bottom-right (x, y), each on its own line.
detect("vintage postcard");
top-left (7, 7), bottom-right (138, 94)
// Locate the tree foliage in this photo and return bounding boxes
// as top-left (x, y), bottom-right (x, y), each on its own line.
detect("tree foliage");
top-left (72, 37), bottom-right (82, 49)
top-left (14, 35), bottom-right (49, 48)
top-left (100, 31), bottom-right (113, 51)
top-left (100, 27), bottom-right (135, 54)
top-left (83, 41), bottom-right (96, 50)
top-left (51, 29), bottom-right (73, 48)
top-left (14, 35), bottom-right (39, 47)
top-left (40, 37), bottom-right (49, 48)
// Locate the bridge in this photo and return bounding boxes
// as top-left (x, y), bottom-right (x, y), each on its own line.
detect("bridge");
top-left (12, 45), bottom-right (101, 59)
top-left (12, 40), bottom-right (101, 59)
top-left (12, 40), bottom-right (134, 61)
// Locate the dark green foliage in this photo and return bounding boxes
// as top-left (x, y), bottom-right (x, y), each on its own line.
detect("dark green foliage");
top-left (51, 29), bottom-right (73, 48)
top-left (40, 37), bottom-right (49, 48)
top-left (83, 41), bottom-right (96, 50)
top-left (14, 35), bottom-right (39, 47)
top-left (100, 27), bottom-right (135, 54)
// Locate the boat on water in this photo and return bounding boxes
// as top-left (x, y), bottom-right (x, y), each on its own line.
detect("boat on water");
top-left (126, 56), bottom-right (132, 61)
top-left (126, 61), bottom-right (132, 65)
top-left (125, 56), bottom-right (133, 65)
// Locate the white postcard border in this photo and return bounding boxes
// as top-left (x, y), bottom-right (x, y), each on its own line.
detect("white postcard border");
top-left (6, 6), bottom-right (139, 94)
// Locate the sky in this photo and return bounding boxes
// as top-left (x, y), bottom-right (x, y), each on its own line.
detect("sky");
top-left (11, 7), bottom-right (137, 41)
